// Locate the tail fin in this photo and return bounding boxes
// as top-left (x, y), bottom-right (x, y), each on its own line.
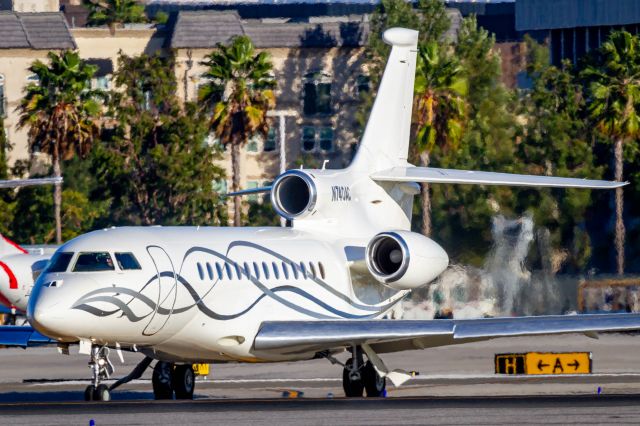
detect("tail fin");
top-left (350, 28), bottom-right (418, 173)
top-left (0, 235), bottom-right (27, 257)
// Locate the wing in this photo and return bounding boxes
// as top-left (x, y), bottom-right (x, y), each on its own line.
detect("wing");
top-left (371, 166), bottom-right (626, 189)
top-left (0, 325), bottom-right (55, 347)
top-left (253, 313), bottom-right (640, 356)
top-left (0, 177), bottom-right (62, 189)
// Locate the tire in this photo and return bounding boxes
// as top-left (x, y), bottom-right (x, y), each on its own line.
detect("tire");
top-left (342, 358), bottom-right (364, 397)
top-left (94, 384), bottom-right (111, 402)
top-left (152, 361), bottom-right (174, 400)
top-left (362, 361), bottom-right (386, 397)
top-left (173, 365), bottom-right (195, 400)
top-left (84, 385), bottom-right (95, 401)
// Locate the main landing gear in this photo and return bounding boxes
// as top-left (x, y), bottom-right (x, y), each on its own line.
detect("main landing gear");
top-left (152, 362), bottom-right (195, 400)
top-left (329, 346), bottom-right (386, 397)
top-left (82, 344), bottom-right (195, 401)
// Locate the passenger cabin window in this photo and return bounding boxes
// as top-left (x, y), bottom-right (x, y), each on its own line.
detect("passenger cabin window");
top-left (206, 263), bottom-right (214, 280)
top-left (253, 262), bottom-right (260, 280)
top-left (224, 263), bottom-right (232, 280)
top-left (291, 263), bottom-right (299, 280)
top-left (300, 262), bottom-right (307, 278)
top-left (272, 262), bottom-right (280, 279)
top-left (243, 262), bottom-right (251, 279)
top-left (282, 261), bottom-right (289, 279)
top-left (234, 263), bottom-right (242, 279)
top-left (46, 252), bottom-right (74, 273)
top-left (319, 262), bottom-right (326, 279)
top-left (197, 263), bottom-right (204, 280)
top-left (262, 262), bottom-right (270, 279)
top-left (74, 252), bottom-right (115, 272)
top-left (115, 252), bottom-right (141, 270)
top-left (309, 262), bottom-right (316, 279)
top-left (216, 263), bottom-right (223, 280)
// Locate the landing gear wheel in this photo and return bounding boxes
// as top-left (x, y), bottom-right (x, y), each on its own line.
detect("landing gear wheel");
top-left (173, 365), bottom-right (195, 400)
top-left (93, 384), bottom-right (111, 401)
top-left (362, 361), bottom-right (386, 397)
top-left (152, 361), bottom-right (174, 400)
top-left (342, 358), bottom-right (364, 397)
top-left (84, 385), bottom-right (95, 401)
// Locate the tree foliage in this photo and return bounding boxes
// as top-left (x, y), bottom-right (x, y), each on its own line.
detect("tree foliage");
top-left (199, 35), bottom-right (276, 226)
top-left (84, 0), bottom-right (147, 34)
top-left (93, 52), bottom-right (227, 226)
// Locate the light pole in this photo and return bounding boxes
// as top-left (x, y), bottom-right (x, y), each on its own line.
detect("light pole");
top-left (267, 109), bottom-right (297, 227)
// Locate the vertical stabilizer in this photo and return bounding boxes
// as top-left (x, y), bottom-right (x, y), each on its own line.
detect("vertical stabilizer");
top-left (350, 28), bottom-right (418, 173)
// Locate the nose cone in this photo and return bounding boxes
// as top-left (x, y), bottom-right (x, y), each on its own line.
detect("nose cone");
top-left (27, 276), bottom-right (65, 338)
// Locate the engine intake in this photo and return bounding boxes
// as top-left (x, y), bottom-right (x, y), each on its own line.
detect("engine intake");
top-left (366, 231), bottom-right (449, 290)
top-left (271, 171), bottom-right (317, 220)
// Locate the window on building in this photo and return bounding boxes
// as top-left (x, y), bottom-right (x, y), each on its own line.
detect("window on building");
top-left (264, 127), bottom-right (277, 152)
top-left (319, 127), bottom-right (334, 152)
top-left (301, 126), bottom-right (334, 152)
top-left (26, 74), bottom-right (39, 85)
top-left (92, 76), bottom-right (111, 90)
top-left (356, 74), bottom-right (370, 94)
top-left (247, 181), bottom-right (259, 202)
top-left (212, 179), bottom-right (228, 195)
top-left (0, 74), bottom-right (5, 118)
top-left (303, 72), bottom-right (331, 115)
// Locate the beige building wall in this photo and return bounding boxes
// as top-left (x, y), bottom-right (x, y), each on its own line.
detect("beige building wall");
top-left (11, 0), bottom-right (59, 12)
top-left (0, 49), bottom-right (61, 167)
top-left (175, 46), bottom-right (367, 194)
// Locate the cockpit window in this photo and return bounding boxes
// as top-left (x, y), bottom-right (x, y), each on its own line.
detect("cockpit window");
top-left (46, 252), bottom-right (74, 273)
top-left (115, 252), bottom-right (141, 270)
top-left (73, 252), bottom-right (115, 272)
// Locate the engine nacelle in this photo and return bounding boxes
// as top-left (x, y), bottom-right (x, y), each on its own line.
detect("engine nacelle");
top-left (366, 231), bottom-right (449, 290)
top-left (271, 169), bottom-right (350, 221)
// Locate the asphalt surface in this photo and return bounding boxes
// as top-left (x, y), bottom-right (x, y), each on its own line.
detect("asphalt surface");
top-left (2, 333), bottom-right (640, 424)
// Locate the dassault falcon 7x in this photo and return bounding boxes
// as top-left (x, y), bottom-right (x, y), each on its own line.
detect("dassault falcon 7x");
top-left (23, 28), bottom-right (640, 402)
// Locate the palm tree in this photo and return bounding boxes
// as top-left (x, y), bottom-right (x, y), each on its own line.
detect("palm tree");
top-left (17, 51), bottom-right (103, 244)
top-left (413, 41), bottom-right (468, 236)
top-left (581, 31), bottom-right (640, 275)
top-left (199, 35), bottom-right (276, 227)
top-left (84, 0), bottom-right (147, 35)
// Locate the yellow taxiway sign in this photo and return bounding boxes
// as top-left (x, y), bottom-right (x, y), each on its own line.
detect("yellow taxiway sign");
top-left (495, 352), bottom-right (592, 375)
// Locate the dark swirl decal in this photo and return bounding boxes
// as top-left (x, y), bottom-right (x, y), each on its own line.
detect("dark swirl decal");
top-left (72, 244), bottom-right (407, 325)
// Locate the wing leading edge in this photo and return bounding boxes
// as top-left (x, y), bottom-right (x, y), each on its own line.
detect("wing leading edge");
top-left (371, 166), bottom-right (626, 189)
top-left (253, 313), bottom-right (640, 355)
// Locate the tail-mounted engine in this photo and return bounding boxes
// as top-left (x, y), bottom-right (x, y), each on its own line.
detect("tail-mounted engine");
top-left (365, 231), bottom-right (449, 290)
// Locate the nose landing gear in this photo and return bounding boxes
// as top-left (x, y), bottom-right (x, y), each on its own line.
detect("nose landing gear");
top-left (84, 346), bottom-right (114, 401)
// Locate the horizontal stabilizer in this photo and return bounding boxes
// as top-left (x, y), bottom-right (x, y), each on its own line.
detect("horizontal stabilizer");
top-left (371, 166), bottom-right (626, 189)
top-left (225, 186), bottom-right (272, 197)
top-left (0, 177), bottom-right (63, 189)
top-left (0, 325), bottom-right (55, 347)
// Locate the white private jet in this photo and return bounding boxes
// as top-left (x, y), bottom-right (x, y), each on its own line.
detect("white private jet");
top-left (23, 28), bottom-right (640, 402)
top-left (0, 236), bottom-right (54, 322)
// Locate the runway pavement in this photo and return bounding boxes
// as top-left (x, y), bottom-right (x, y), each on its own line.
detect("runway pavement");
top-left (1, 333), bottom-right (640, 424)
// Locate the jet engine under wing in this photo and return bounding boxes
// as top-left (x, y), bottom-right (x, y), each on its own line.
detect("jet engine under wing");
top-left (371, 166), bottom-right (626, 189)
top-left (0, 326), bottom-right (56, 348)
top-left (253, 314), bottom-right (640, 356)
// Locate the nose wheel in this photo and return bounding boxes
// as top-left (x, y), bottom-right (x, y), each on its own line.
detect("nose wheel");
top-left (84, 346), bottom-right (114, 401)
